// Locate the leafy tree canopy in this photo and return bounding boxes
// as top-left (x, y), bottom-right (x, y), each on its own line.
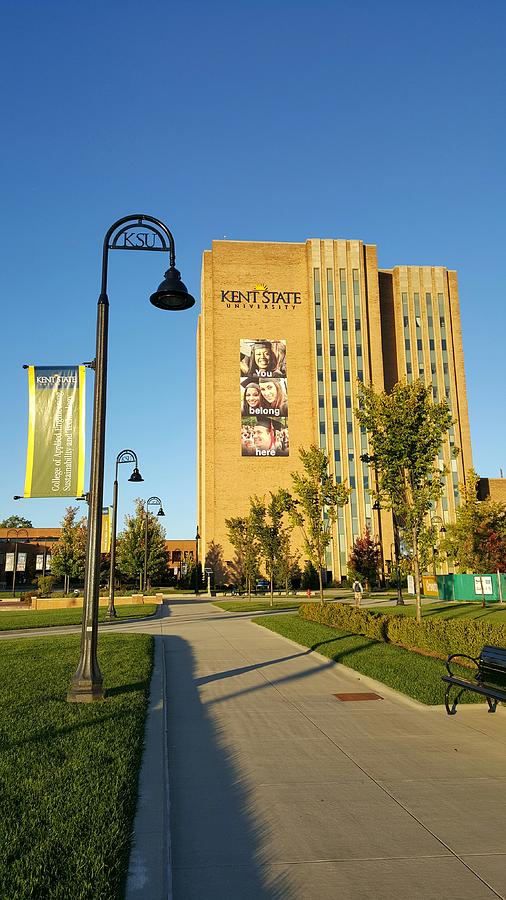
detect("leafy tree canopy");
top-left (286, 445), bottom-right (349, 603)
top-left (116, 499), bottom-right (168, 586)
top-left (356, 379), bottom-right (454, 621)
top-left (51, 507), bottom-right (87, 581)
top-left (442, 471), bottom-right (506, 573)
top-left (0, 515), bottom-right (33, 529)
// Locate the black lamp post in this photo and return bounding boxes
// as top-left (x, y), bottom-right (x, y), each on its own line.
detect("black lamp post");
top-left (143, 497), bottom-right (165, 593)
top-left (107, 450), bottom-right (143, 619)
top-left (67, 214), bottom-right (194, 703)
top-left (6, 528), bottom-right (28, 597)
top-left (372, 500), bottom-right (385, 587)
top-left (195, 526), bottom-right (200, 595)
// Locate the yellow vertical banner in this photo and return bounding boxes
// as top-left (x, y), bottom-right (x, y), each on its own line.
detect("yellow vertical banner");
top-left (23, 366), bottom-right (86, 498)
top-left (101, 507), bottom-right (112, 554)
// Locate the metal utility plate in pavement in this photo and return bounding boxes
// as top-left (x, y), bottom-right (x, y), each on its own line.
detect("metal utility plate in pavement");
top-left (334, 692), bottom-right (383, 701)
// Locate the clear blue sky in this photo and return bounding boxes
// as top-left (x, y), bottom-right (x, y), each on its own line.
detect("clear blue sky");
top-left (1, 0), bottom-right (505, 537)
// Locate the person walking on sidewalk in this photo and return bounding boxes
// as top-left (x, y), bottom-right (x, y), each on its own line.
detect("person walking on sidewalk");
top-left (353, 578), bottom-right (363, 608)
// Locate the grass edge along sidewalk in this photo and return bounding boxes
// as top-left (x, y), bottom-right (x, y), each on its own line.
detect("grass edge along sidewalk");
top-left (254, 613), bottom-right (483, 706)
top-left (0, 633), bottom-right (153, 900)
top-left (0, 603), bottom-right (158, 631)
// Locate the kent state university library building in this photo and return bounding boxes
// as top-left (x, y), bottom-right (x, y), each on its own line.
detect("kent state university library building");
top-left (196, 236), bottom-right (474, 582)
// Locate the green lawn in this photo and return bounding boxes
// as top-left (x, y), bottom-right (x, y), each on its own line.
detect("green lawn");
top-left (254, 613), bottom-right (482, 705)
top-left (0, 604), bottom-right (158, 631)
top-left (378, 601), bottom-right (506, 624)
top-left (214, 600), bottom-right (303, 612)
top-left (0, 633), bottom-right (153, 899)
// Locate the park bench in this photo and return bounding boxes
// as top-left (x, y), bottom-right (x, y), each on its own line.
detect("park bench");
top-left (442, 645), bottom-right (506, 715)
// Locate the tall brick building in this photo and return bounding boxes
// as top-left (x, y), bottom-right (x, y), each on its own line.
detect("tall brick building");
top-left (197, 238), bottom-right (473, 580)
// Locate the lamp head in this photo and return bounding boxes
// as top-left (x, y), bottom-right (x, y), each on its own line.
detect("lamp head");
top-left (150, 266), bottom-right (195, 311)
top-left (157, 506), bottom-right (165, 517)
top-left (129, 467), bottom-right (144, 483)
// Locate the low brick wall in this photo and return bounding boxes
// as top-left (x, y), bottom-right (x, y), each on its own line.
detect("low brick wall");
top-left (31, 593), bottom-right (165, 611)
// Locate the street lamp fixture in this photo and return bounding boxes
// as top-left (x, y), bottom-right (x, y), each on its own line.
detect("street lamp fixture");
top-left (143, 496), bottom-right (164, 593)
top-left (107, 449), bottom-right (143, 620)
top-left (195, 526), bottom-right (201, 595)
top-left (67, 214), bottom-right (194, 703)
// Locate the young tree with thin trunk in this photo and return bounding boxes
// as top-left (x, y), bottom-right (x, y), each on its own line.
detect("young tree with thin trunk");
top-left (225, 514), bottom-right (260, 601)
top-left (286, 445), bottom-right (349, 604)
top-left (51, 507), bottom-right (87, 595)
top-left (116, 499), bottom-right (168, 588)
top-left (356, 380), bottom-right (454, 624)
top-left (250, 490), bottom-right (291, 606)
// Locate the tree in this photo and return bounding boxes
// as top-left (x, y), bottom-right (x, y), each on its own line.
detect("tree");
top-left (116, 499), bottom-right (168, 588)
top-left (286, 445), bottom-right (349, 604)
top-left (51, 507), bottom-right (87, 594)
top-left (250, 490), bottom-right (291, 605)
top-left (442, 471), bottom-right (506, 574)
top-left (225, 514), bottom-right (261, 600)
top-left (274, 533), bottom-right (301, 594)
top-left (204, 541), bottom-right (229, 587)
top-left (356, 379), bottom-right (454, 623)
top-left (347, 528), bottom-right (381, 588)
top-left (0, 515), bottom-right (32, 528)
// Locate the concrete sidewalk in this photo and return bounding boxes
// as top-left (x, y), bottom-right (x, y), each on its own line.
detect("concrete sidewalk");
top-left (126, 600), bottom-right (506, 900)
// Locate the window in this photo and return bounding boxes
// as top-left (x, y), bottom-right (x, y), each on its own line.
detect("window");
top-left (315, 319), bottom-right (321, 330)
top-left (347, 423), bottom-right (353, 433)
top-left (417, 339), bottom-right (423, 350)
top-left (406, 362), bottom-right (412, 374)
top-left (344, 371), bottom-right (351, 382)
top-left (334, 450), bottom-right (341, 461)
top-left (345, 397), bottom-right (352, 408)
top-left (429, 339), bottom-right (435, 351)
top-left (333, 423), bottom-right (339, 434)
top-left (316, 344), bottom-right (322, 355)
top-left (343, 344), bottom-right (349, 356)
top-left (319, 423), bottom-right (326, 434)
top-left (331, 371), bottom-right (337, 382)
top-left (342, 319), bottom-right (348, 330)
top-left (318, 372), bottom-right (323, 382)
top-left (350, 476), bottom-right (356, 488)
top-left (405, 339), bottom-right (411, 350)
top-left (330, 344), bottom-right (335, 355)
top-left (319, 397), bottom-right (325, 408)
top-left (356, 344), bottom-right (362, 356)
top-left (328, 319), bottom-right (335, 330)
top-left (357, 370), bottom-right (363, 381)
top-left (442, 339), bottom-right (447, 350)
top-left (332, 397), bottom-right (338, 408)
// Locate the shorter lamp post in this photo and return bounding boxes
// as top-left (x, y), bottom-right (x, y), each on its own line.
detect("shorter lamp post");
top-left (108, 450), bottom-right (143, 618)
top-left (372, 500), bottom-right (385, 587)
top-left (195, 526), bottom-right (200, 595)
top-left (143, 497), bottom-right (165, 593)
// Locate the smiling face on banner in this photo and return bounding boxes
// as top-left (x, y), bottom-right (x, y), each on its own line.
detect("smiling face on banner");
top-left (240, 340), bottom-right (289, 457)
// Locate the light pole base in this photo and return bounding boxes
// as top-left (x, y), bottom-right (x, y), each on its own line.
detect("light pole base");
top-left (67, 678), bottom-right (105, 703)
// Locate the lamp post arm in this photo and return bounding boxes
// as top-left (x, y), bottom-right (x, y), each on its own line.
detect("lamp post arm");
top-left (101, 214), bottom-right (176, 296)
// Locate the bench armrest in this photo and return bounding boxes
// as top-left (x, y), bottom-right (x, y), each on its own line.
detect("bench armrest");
top-left (445, 653), bottom-right (479, 677)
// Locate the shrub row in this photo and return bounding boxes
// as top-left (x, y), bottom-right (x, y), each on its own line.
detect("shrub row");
top-left (298, 602), bottom-right (506, 659)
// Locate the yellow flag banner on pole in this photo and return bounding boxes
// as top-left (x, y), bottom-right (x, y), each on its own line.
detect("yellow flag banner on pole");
top-left (23, 366), bottom-right (86, 498)
top-left (101, 507), bottom-right (112, 554)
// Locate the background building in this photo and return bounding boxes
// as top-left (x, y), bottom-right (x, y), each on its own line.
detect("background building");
top-left (197, 237), bottom-right (473, 581)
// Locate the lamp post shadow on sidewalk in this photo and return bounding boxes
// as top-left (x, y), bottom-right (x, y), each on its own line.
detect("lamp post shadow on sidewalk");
top-left (67, 214), bottom-right (194, 703)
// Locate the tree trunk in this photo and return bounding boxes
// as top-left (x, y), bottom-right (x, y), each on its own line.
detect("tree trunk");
top-left (413, 526), bottom-right (422, 624)
top-left (285, 576), bottom-right (289, 596)
top-left (269, 568), bottom-right (274, 607)
top-left (318, 566), bottom-right (324, 605)
top-left (247, 575), bottom-right (251, 602)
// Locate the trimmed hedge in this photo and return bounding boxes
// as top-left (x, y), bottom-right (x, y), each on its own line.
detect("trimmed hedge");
top-left (298, 602), bottom-right (506, 659)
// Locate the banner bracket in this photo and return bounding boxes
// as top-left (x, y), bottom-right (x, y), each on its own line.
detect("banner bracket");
top-left (83, 360), bottom-right (96, 370)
